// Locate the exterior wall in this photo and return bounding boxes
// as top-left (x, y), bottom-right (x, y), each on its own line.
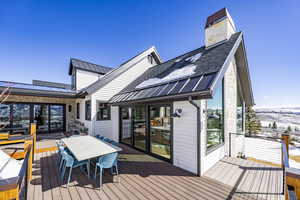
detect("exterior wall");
top-left (91, 54), bottom-right (157, 137)
top-left (76, 95), bottom-right (92, 135)
top-left (173, 100), bottom-right (198, 174)
top-left (205, 17), bottom-right (235, 47)
top-left (4, 94), bottom-right (76, 131)
top-left (76, 69), bottom-right (103, 90)
top-left (200, 58), bottom-right (238, 175)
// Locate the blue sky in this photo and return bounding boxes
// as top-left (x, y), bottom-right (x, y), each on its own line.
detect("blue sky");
top-left (0, 0), bottom-right (299, 107)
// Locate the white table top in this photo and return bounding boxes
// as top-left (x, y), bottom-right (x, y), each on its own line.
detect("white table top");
top-left (61, 135), bottom-right (122, 161)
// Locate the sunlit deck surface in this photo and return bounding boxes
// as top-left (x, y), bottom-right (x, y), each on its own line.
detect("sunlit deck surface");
top-left (24, 143), bottom-right (283, 200)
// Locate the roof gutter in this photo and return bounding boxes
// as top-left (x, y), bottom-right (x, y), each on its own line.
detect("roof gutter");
top-left (188, 96), bottom-right (201, 176)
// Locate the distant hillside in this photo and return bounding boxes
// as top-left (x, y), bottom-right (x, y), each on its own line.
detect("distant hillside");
top-left (254, 106), bottom-right (300, 129)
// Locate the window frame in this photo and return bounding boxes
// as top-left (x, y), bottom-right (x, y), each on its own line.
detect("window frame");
top-left (85, 100), bottom-right (91, 121)
top-left (96, 102), bottom-right (111, 121)
top-left (206, 79), bottom-right (224, 153)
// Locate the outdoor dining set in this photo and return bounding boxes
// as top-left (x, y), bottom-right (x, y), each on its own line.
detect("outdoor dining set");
top-left (56, 135), bottom-right (122, 188)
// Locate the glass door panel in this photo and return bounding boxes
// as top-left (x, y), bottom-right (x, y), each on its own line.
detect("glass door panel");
top-left (12, 104), bottom-right (30, 135)
top-left (133, 106), bottom-right (147, 151)
top-left (50, 105), bottom-right (64, 132)
top-left (0, 104), bottom-right (10, 130)
top-left (33, 104), bottom-right (49, 133)
top-left (120, 107), bottom-right (132, 145)
top-left (150, 105), bottom-right (171, 159)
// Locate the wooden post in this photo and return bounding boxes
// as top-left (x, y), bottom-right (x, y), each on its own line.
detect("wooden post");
top-left (24, 140), bottom-right (33, 182)
top-left (282, 134), bottom-right (289, 158)
top-left (30, 123), bottom-right (37, 154)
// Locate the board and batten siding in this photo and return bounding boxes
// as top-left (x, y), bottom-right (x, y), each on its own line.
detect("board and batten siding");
top-left (91, 51), bottom-right (158, 137)
top-left (76, 69), bottom-right (103, 90)
top-left (173, 100), bottom-right (198, 174)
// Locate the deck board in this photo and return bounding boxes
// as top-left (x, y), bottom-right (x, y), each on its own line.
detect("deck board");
top-left (204, 157), bottom-right (284, 200)
top-left (23, 144), bottom-right (284, 200)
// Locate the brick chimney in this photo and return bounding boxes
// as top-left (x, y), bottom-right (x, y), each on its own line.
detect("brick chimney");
top-left (205, 8), bottom-right (236, 48)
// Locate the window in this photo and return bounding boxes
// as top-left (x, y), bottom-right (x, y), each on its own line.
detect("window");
top-left (237, 86), bottom-right (244, 133)
top-left (96, 102), bottom-right (111, 120)
top-left (76, 103), bottom-right (80, 119)
top-left (85, 100), bottom-right (91, 121)
top-left (148, 55), bottom-right (154, 64)
top-left (206, 80), bottom-right (224, 151)
top-left (71, 74), bottom-right (76, 90)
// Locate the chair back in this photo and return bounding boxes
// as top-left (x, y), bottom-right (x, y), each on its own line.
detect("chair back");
top-left (61, 151), bottom-right (74, 167)
top-left (103, 137), bottom-right (111, 143)
top-left (98, 152), bottom-right (118, 169)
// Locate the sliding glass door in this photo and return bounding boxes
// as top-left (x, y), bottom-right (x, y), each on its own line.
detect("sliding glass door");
top-left (120, 107), bottom-right (132, 145)
top-left (12, 104), bottom-right (30, 134)
top-left (0, 103), bottom-right (65, 134)
top-left (50, 105), bottom-right (64, 132)
top-left (33, 104), bottom-right (49, 133)
top-left (120, 104), bottom-right (172, 161)
top-left (133, 106), bottom-right (147, 151)
top-left (149, 105), bottom-right (171, 159)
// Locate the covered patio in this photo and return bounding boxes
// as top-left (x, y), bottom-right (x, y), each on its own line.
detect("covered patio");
top-left (26, 143), bottom-right (283, 200)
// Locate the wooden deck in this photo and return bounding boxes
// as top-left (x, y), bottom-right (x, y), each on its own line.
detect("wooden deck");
top-left (204, 157), bottom-right (284, 200)
top-left (23, 144), bottom-right (284, 200)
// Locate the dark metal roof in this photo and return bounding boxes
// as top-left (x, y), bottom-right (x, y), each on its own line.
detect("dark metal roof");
top-left (68, 58), bottom-right (113, 75)
top-left (0, 81), bottom-right (77, 98)
top-left (109, 32), bottom-right (254, 105)
top-left (32, 80), bottom-right (71, 90)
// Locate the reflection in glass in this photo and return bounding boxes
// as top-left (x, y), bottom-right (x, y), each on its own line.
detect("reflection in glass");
top-left (0, 104), bottom-right (10, 130)
top-left (207, 81), bottom-right (224, 150)
top-left (34, 105), bottom-right (49, 132)
top-left (237, 88), bottom-right (244, 133)
top-left (50, 105), bottom-right (64, 132)
top-left (12, 104), bottom-right (30, 134)
top-left (150, 106), bottom-right (171, 159)
top-left (133, 106), bottom-right (147, 150)
top-left (120, 107), bottom-right (132, 145)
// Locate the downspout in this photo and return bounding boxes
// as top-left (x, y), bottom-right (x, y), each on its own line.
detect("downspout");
top-left (188, 96), bottom-right (201, 176)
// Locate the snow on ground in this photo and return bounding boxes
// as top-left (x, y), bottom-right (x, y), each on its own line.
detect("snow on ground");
top-left (245, 137), bottom-right (300, 168)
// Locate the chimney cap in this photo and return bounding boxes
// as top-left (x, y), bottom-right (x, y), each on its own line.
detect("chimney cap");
top-left (205, 8), bottom-right (229, 28)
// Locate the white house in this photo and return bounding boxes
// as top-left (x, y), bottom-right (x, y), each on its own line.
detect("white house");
top-left (0, 8), bottom-right (253, 175)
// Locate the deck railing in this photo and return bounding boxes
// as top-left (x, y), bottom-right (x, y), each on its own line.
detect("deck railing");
top-left (281, 134), bottom-right (300, 200)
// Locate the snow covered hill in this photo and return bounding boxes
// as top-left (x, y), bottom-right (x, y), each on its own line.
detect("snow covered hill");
top-left (254, 106), bottom-right (300, 130)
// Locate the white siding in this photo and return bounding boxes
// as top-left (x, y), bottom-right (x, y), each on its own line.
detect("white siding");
top-left (76, 69), bottom-right (103, 90)
top-left (200, 59), bottom-right (239, 175)
top-left (76, 96), bottom-right (92, 135)
top-left (92, 56), bottom-right (154, 101)
top-left (173, 101), bottom-right (198, 174)
top-left (91, 52), bottom-right (157, 136)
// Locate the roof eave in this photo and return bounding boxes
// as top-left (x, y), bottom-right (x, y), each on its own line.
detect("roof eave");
top-left (109, 90), bottom-right (211, 105)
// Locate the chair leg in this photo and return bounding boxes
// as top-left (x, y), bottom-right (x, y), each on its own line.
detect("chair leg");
top-left (115, 165), bottom-right (120, 183)
top-left (87, 163), bottom-right (90, 178)
top-left (94, 165), bottom-right (97, 179)
top-left (67, 167), bottom-right (72, 187)
top-left (61, 164), bottom-right (66, 180)
top-left (99, 168), bottom-right (103, 189)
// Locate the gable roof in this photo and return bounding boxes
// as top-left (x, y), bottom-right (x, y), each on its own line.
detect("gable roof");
top-left (68, 58), bottom-right (113, 75)
top-left (78, 46), bottom-right (162, 95)
top-left (109, 32), bottom-right (254, 106)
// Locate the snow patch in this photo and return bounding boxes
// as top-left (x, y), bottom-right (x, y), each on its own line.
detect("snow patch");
top-left (185, 52), bottom-right (202, 63)
top-left (136, 64), bottom-right (197, 88)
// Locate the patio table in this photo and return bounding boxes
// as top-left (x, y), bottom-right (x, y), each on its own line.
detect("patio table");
top-left (61, 135), bottom-right (122, 177)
